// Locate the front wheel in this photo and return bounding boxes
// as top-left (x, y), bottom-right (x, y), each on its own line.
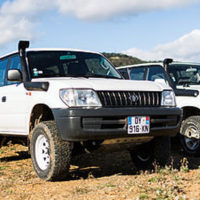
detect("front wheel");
top-left (180, 116), bottom-right (200, 157)
top-left (130, 137), bottom-right (171, 170)
top-left (30, 121), bottom-right (72, 181)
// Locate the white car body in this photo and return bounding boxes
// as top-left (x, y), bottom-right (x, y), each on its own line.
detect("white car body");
top-left (0, 48), bottom-right (180, 141)
top-left (0, 76), bottom-right (170, 135)
top-left (0, 44), bottom-right (182, 181)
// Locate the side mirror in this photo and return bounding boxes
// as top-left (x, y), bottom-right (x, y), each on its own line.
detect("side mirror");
top-left (7, 69), bottom-right (22, 82)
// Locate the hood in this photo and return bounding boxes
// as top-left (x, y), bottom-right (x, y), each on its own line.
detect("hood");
top-left (177, 85), bottom-right (200, 91)
top-left (33, 77), bottom-right (171, 91)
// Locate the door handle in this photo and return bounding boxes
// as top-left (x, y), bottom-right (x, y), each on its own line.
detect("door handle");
top-left (2, 96), bottom-right (6, 102)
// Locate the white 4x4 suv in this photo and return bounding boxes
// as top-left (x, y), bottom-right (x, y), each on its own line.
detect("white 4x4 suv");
top-left (0, 42), bottom-right (181, 181)
top-left (118, 59), bottom-right (200, 156)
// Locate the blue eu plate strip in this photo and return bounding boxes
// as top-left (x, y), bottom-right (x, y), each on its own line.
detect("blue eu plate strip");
top-left (128, 117), bottom-right (132, 125)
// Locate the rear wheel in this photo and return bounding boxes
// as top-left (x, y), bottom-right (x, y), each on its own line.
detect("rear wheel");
top-left (30, 121), bottom-right (72, 181)
top-left (180, 116), bottom-right (200, 156)
top-left (130, 137), bottom-right (171, 170)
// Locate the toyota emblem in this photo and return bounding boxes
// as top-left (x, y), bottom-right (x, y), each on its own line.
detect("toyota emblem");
top-left (130, 94), bottom-right (138, 102)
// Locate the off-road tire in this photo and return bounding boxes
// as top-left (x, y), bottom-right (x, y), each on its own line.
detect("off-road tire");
top-left (130, 137), bottom-right (171, 170)
top-left (180, 116), bottom-right (200, 157)
top-left (30, 121), bottom-right (72, 181)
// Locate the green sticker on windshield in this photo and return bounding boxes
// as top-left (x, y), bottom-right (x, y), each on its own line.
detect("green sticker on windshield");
top-left (60, 55), bottom-right (77, 60)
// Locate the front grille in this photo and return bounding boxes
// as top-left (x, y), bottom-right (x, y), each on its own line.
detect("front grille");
top-left (97, 91), bottom-right (161, 107)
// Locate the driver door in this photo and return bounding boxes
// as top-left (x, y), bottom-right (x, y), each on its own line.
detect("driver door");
top-left (0, 54), bottom-right (29, 135)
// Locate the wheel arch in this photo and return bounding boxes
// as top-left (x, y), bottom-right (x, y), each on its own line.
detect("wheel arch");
top-left (182, 106), bottom-right (200, 120)
top-left (29, 104), bottom-right (54, 137)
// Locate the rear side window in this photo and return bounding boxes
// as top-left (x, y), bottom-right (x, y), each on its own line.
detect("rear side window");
top-left (129, 67), bottom-right (145, 80)
top-left (9, 55), bottom-right (22, 71)
top-left (118, 68), bottom-right (129, 79)
top-left (0, 59), bottom-right (8, 87)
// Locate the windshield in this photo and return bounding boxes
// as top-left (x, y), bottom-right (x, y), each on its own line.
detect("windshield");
top-left (167, 64), bottom-right (200, 86)
top-left (27, 51), bottom-right (122, 79)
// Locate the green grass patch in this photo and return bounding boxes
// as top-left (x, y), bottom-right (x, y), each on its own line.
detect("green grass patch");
top-left (0, 166), bottom-right (7, 170)
top-left (139, 194), bottom-right (149, 199)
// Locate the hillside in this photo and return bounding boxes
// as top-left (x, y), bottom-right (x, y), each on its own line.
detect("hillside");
top-left (102, 52), bottom-right (146, 67)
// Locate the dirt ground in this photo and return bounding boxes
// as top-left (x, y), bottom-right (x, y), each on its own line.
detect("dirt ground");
top-left (0, 139), bottom-right (200, 200)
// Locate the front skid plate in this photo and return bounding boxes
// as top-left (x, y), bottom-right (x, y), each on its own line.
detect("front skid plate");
top-left (102, 136), bottom-right (154, 145)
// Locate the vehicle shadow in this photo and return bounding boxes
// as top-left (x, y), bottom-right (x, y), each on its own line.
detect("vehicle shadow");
top-left (69, 141), bottom-right (200, 180)
top-left (70, 148), bottom-right (136, 180)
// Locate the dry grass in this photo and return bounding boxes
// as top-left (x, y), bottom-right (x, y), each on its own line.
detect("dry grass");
top-left (0, 142), bottom-right (199, 200)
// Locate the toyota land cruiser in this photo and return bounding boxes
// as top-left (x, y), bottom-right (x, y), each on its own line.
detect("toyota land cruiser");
top-left (0, 42), bottom-right (181, 181)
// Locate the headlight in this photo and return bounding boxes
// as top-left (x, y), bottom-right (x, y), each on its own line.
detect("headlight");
top-left (60, 89), bottom-right (102, 107)
top-left (161, 90), bottom-right (176, 107)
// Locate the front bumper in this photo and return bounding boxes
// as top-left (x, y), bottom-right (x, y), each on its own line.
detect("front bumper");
top-left (52, 107), bottom-right (182, 141)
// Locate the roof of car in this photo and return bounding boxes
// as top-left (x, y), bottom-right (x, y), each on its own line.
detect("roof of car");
top-left (116, 63), bottom-right (163, 69)
top-left (117, 61), bottom-right (200, 69)
top-left (170, 62), bottom-right (200, 65)
top-left (0, 48), bottom-right (101, 59)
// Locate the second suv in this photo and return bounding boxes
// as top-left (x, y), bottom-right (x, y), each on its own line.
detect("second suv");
top-left (117, 59), bottom-right (200, 156)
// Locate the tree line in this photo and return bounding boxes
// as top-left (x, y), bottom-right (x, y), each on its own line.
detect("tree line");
top-left (102, 52), bottom-right (146, 67)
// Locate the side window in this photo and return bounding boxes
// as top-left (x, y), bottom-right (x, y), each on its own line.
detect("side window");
top-left (129, 67), bottom-right (145, 80)
top-left (0, 59), bottom-right (9, 87)
top-left (7, 55), bottom-right (22, 85)
top-left (9, 55), bottom-right (22, 71)
top-left (118, 68), bottom-right (129, 79)
top-left (147, 66), bottom-right (168, 82)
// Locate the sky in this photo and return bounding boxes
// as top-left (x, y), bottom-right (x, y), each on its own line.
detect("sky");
top-left (0, 0), bottom-right (200, 61)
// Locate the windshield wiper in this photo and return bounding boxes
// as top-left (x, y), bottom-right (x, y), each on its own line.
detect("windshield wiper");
top-left (83, 74), bottom-right (122, 79)
top-left (34, 73), bottom-right (122, 79)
